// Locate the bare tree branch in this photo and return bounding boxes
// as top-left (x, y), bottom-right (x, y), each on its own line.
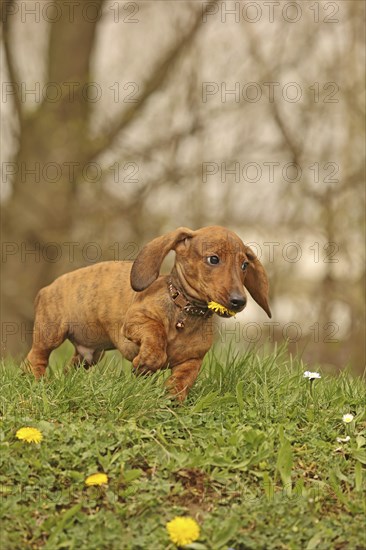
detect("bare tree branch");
top-left (88, 1), bottom-right (217, 162)
top-left (244, 25), bottom-right (303, 166)
top-left (2, 0), bottom-right (23, 127)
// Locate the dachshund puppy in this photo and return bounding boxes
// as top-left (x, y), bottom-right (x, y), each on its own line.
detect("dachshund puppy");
top-left (27, 226), bottom-right (271, 401)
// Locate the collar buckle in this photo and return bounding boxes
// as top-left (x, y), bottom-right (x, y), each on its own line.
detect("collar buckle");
top-left (173, 292), bottom-right (189, 309)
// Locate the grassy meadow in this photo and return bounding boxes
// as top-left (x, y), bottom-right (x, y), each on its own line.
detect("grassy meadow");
top-left (0, 345), bottom-right (365, 549)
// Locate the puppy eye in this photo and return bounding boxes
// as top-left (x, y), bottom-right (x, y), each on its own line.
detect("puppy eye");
top-left (241, 261), bottom-right (249, 271)
top-left (207, 255), bottom-right (220, 265)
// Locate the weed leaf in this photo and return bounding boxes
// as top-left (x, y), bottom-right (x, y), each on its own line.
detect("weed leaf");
top-left (276, 433), bottom-right (293, 496)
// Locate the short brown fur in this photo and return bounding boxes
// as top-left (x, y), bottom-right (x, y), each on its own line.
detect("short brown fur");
top-left (27, 226), bottom-right (271, 401)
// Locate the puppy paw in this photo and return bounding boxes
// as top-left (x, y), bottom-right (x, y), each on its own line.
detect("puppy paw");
top-left (132, 349), bottom-right (168, 374)
top-left (165, 379), bottom-right (188, 402)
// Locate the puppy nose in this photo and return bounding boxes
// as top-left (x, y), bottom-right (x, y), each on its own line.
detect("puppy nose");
top-left (229, 294), bottom-right (247, 310)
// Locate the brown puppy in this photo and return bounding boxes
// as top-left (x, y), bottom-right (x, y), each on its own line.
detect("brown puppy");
top-left (26, 226), bottom-right (271, 401)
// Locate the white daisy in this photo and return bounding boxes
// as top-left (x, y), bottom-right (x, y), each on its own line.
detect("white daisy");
top-left (336, 436), bottom-right (351, 443)
top-left (342, 414), bottom-right (354, 424)
top-left (303, 371), bottom-right (321, 380)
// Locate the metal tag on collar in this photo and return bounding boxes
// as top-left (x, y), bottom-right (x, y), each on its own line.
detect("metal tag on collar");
top-left (176, 313), bottom-right (186, 329)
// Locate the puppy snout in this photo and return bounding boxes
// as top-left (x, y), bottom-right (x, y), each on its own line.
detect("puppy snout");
top-left (229, 293), bottom-right (247, 311)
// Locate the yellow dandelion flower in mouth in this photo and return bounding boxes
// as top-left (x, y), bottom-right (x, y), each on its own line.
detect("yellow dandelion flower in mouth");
top-left (85, 473), bottom-right (108, 486)
top-left (16, 427), bottom-right (43, 444)
top-left (208, 301), bottom-right (236, 317)
top-left (166, 516), bottom-right (200, 547)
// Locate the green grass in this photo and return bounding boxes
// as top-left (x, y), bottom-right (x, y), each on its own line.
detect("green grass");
top-left (0, 346), bottom-right (365, 550)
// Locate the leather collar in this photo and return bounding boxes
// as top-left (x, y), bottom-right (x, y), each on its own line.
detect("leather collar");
top-left (168, 279), bottom-right (213, 329)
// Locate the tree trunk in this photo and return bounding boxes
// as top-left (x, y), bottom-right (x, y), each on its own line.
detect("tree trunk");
top-left (1, 0), bottom-right (105, 357)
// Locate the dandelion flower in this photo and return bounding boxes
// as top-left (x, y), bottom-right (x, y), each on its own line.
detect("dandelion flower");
top-left (85, 473), bottom-right (108, 486)
top-left (208, 301), bottom-right (236, 317)
top-left (342, 414), bottom-right (354, 424)
top-left (16, 427), bottom-right (43, 444)
top-left (166, 516), bottom-right (200, 547)
top-left (303, 371), bottom-right (321, 379)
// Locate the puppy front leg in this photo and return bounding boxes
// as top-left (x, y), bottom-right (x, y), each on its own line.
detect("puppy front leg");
top-left (123, 316), bottom-right (168, 374)
top-left (166, 359), bottom-right (203, 402)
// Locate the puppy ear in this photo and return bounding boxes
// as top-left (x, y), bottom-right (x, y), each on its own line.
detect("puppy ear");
top-left (244, 247), bottom-right (272, 318)
top-left (131, 227), bottom-right (195, 291)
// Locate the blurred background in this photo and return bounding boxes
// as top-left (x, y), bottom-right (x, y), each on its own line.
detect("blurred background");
top-left (1, 0), bottom-right (365, 373)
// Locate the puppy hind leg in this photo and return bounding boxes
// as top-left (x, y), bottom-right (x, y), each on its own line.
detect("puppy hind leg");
top-left (26, 291), bottom-right (68, 378)
top-left (26, 325), bottom-right (67, 379)
top-left (26, 347), bottom-right (52, 379)
top-left (26, 289), bottom-right (68, 378)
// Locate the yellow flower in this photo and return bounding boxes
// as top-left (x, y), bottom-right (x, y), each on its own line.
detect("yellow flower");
top-left (85, 473), bottom-right (108, 486)
top-left (208, 301), bottom-right (236, 316)
top-left (166, 516), bottom-right (200, 547)
top-left (16, 427), bottom-right (43, 444)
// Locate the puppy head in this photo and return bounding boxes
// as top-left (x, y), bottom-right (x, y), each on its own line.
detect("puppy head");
top-left (130, 226), bottom-right (271, 317)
